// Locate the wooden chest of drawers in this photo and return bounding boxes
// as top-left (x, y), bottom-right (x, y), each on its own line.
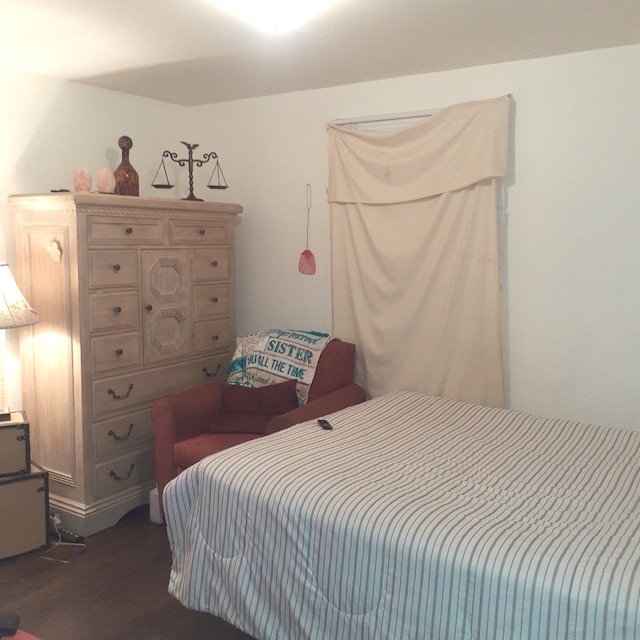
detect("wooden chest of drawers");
top-left (11, 194), bottom-right (241, 535)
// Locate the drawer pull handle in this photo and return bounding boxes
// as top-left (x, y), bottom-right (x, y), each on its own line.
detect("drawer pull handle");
top-left (211, 334), bottom-right (219, 341)
top-left (199, 229), bottom-right (206, 235)
top-left (108, 383), bottom-right (134, 400)
top-left (145, 304), bottom-right (153, 312)
top-left (113, 264), bottom-right (121, 272)
top-left (109, 463), bottom-right (135, 481)
top-left (125, 227), bottom-right (133, 235)
top-left (115, 348), bottom-right (124, 356)
top-left (108, 424), bottom-right (134, 441)
top-left (202, 363), bottom-right (222, 377)
top-left (211, 260), bottom-right (218, 267)
top-left (114, 306), bottom-right (122, 314)
top-left (211, 296), bottom-right (218, 303)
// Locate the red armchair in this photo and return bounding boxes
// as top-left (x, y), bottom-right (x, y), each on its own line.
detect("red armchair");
top-left (151, 338), bottom-right (365, 513)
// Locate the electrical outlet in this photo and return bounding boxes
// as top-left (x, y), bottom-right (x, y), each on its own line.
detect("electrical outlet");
top-left (50, 512), bottom-right (62, 526)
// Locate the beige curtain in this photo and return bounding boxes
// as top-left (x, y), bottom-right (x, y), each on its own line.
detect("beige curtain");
top-left (327, 95), bottom-right (510, 408)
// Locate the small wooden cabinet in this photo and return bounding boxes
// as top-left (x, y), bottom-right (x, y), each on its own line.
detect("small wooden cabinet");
top-left (0, 462), bottom-right (49, 559)
top-left (0, 412), bottom-right (30, 476)
top-left (11, 194), bottom-right (242, 535)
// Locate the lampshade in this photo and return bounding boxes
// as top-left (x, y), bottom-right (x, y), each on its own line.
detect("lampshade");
top-left (0, 263), bottom-right (40, 329)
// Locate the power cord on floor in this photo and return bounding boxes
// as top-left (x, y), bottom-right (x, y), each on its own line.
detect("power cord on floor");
top-left (40, 514), bottom-right (87, 564)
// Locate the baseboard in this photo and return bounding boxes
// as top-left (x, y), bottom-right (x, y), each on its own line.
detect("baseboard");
top-left (49, 481), bottom-right (156, 536)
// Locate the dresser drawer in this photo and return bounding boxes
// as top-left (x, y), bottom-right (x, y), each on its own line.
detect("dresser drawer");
top-left (92, 331), bottom-right (142, 372)
top-left (94, 449), bottom-right (155, 499)
top-left (93, 409), bottom-right (154, 458)
top-left (88, 216), bottom-right (164, 245)
top-left (169, 219), bottom-right (228, 245)
top-left (90, 291), bottom-right (139, 332)
top-left (193, 247), bottom-right (229, 281)
top-left (89, 250), bottom-right (138, 288)
top-left (194, 283), bottom-right (230, 319)
top-left (92, 354), bottom-right (232, 416)
top-left (194, 318), bottom-right (232, 354)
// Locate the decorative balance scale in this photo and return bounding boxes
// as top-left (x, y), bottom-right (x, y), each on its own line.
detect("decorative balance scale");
top-left (152, 141), bottom-right (228, 201)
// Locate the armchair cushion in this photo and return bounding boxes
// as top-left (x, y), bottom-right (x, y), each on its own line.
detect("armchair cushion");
top-left (211, 410), bottom-right (276, 434)
top-left (175, 432), bottom-right (260, 469)
top-left (265, 384), bottom-right (366, 436)
top-left (221, 378), bottom-right (299, 418)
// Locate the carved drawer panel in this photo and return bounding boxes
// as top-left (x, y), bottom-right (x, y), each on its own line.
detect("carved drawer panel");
top-left (194, 283), bottom-right (230, 319)
top-left (142, 249), bottom-right (191, 364)
top-left (194, 318), bottom-right (232, 354)
top-left (192, 247), bottom-right (229, 281)
top-left (93, 409), bottom-right (154, 458)
top-left (89, 250), bottom-right (138, 289)
top-left (90, 291), bottom-right (139, 332)
top-left (88, 216), bottom-right (164, 245)
top-left (91, 331), bottom-right (142, 373)
top-left (94, 449), bottom-right (155, 499)
top-left (169, 220), bottom-right (228, 245)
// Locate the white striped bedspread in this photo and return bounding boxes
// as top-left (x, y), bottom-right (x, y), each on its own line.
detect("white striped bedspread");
top-left (164, 391), bottom-right (640, 640)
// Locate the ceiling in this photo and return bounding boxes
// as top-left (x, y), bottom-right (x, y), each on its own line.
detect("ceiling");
top-left (1, 0), bottom-right (639, 106)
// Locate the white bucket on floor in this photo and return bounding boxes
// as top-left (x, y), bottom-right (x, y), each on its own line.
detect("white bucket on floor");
top-left (149, 486), bottom-right (163, 524)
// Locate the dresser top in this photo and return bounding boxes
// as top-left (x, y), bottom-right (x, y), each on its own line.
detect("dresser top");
top-left (8, 193), bottom-right (242, 215)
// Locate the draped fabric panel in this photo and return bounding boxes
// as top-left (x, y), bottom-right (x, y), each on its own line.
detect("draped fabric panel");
top-left (327, 96), bottom-right (510, 407)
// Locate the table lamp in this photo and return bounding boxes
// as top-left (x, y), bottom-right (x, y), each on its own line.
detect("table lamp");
top-left (0, 262), bottom-right (40, 420)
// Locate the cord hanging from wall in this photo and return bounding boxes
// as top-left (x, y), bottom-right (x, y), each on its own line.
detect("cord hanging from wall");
top-left (207, 158), bottom-right (228, 190)
top-left (151, 157), bottom-right (174, 190)
top-left (298, 184), bottom-right (316, 275)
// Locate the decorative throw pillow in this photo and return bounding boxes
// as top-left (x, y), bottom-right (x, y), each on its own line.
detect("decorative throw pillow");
top-left (227, 329), bottom-right (332, 405)
top-left (221, 378), bottom-right (299, 416)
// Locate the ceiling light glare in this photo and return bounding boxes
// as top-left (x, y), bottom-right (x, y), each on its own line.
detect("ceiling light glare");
top-left (213, 0), bottom-right (336, 34)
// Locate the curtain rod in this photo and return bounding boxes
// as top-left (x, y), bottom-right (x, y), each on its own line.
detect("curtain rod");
top-left (332, 108), bottom-right (437, 127)
top-left (333, 96), bottom-right (512, 126)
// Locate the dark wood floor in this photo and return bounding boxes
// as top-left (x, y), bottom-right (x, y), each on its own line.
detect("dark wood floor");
top-left (0, 506), bottom-right (257, 640)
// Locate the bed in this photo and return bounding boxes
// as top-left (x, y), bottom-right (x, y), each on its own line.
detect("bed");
top-left (163, 391), bottom-right (640, 640)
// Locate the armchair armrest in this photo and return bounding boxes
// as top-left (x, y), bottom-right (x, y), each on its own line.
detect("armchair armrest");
top-left (151, 379), bottom-right (225, 500)
top-left (264, 383), bottom-right (366, 435)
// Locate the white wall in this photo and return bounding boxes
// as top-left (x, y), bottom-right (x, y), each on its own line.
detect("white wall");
top-left (189, 44), bottom-right (640, 431)
top-left (1, 44), bottom-right (638, 432)
top-left (0, 67), bottom-right (188, 409)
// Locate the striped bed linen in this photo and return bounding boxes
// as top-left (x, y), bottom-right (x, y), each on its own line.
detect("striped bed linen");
top-left (164, 390), bottom-right (640, 640)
